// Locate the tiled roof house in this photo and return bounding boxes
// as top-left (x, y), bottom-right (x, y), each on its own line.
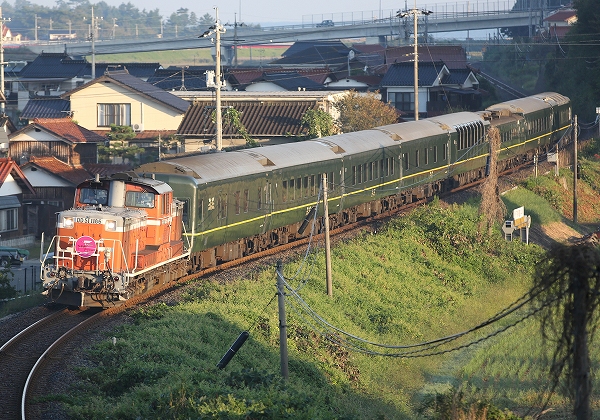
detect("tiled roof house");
top-left (174, 90), bottom-right (348, 149)
top-left (61, 70), bottom-right (190, 134)
top-left (146, 66), bottom-right (212, 91)
top-left (0, 158), bottom-right (35, 239)
top-left (16, 51), bottom-right (161, 113)
top-left (20, 156), bottom-right (92, 237)
top-left (543, 8), bottom-right (577, 38)
top-left (8, 118), bottom-right (106, 165)
top-left (381, 60), bottom-right (480, 119)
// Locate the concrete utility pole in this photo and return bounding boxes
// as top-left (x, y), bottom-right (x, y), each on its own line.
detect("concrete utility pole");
top-left (573, 115), bottom-right (578, 224)
top-left (88, 7), bottom-right (98, 79)
top-left (322, 174), bottom-right (332, 297)
top-left (0, 7), bottom-right (11, 116)
top-left (200, 8), bottom-right (226, 150)
top-left (397, 1), bottom-right (432, 121)
top-left (276, 260), bottom-right (289, 380)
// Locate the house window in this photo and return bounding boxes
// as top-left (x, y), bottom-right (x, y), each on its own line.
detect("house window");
top-left (0, 208), bottom-right (17, 232)
top-left (98, 103), bottom-right (131, 127)
top-left (388, 92), bottom-right (413, 112)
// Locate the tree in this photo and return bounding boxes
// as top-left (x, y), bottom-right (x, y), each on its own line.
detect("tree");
top-left (99, 125), bottom-right (145, 164)
top-left (333, 90), bottom-right (398, 133)
top-left (300, 109), bottom-right (336, 139)
top-left (478, 127), bottom-right (507, 234)
top-left (213, 107), bottom-right (257, 147)
top-left (198, 13), bottom-right (215, 27)
top-left (0, 267), bottom-right (16, 300)
top-left (531, 242), bottom-right (600, 419)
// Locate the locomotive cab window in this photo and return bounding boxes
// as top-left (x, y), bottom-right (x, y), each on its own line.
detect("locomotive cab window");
top-left (125, 191), bottom-right (155, 208)
top-left (181, 199), bottom-right (190, 226)
top-left (80, 188), bottom-right (108, 205)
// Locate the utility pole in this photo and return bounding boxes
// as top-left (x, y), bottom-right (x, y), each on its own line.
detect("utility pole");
top-left (573, 115), bottom-right (578, 224)
top-left (397, 1), bottom-right (432, 121)
top-left (233, 13), bottom-right (238, 68)
top-left (0, 7), bottom-right (10, 116)
top-left (199, 8), bottom-right (226, 150)
top-left (276, 260), bottom-right (289, 380)
top-left (214, 8), bottom-right (224, 151)
top-left (555, 142), bottom-right (559, 177)
top-left (34, 14), bottom-right (38, 42)
top-left (322, 174), bottom-right (332, 297)
top-left (88, 7), bottom-right (97, 79)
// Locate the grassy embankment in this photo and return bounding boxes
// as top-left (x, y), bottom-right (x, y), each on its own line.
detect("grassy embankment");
top-left (52, 144), bottom-right (600, 419)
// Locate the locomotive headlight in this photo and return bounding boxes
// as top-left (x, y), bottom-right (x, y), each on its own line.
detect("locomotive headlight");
top-left (63, 217), bottom-right (74, 229)
top-left (105, 220), bottom-right (117, 231)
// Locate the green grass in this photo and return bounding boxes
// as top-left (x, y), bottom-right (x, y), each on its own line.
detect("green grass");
top-left (0, 292), bottom-right (46, 318)
top-left (501, 184), bottom-right (562, 226)
top-left (54, 201), bottom-right (578, 419)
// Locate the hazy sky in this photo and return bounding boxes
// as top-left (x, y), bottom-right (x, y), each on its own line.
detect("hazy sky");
top-left (32, 0), bottom-right (498, 26)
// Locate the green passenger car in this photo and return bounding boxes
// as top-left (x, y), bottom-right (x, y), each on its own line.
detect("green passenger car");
top-left (138, 92), bottom-right (570, 270)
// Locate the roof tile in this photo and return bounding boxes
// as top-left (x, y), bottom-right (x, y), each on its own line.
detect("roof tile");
top-left (26, 156), bottom-right (91, 185)
top-left (178, 100), bottom-right (319, 137)
top-left (10, 118), bottom-right (107, 144)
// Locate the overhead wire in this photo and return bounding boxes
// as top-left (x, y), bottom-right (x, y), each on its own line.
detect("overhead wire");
top-left (281, 256), bottom-right (564, 358)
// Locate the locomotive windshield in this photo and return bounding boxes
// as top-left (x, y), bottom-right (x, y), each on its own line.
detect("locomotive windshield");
top-left (125, 191), bottom-right (155, 208)
top-left (80, 188), bottom-right (108, 205)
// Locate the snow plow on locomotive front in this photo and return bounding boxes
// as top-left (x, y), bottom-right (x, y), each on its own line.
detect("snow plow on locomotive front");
top-left (42, 173), bottom-right (190, 308)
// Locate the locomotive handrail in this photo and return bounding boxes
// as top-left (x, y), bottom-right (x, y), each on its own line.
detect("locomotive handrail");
top-left (125, 251), bottom-right (190, 278)
top-left (41, 235), bottom-right (130, 275)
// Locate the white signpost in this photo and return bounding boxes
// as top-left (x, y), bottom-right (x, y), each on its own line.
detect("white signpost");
top-left (503, 206), bottom-right (531, 244)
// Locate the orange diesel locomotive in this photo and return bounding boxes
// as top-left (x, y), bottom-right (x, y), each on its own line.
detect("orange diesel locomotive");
top-left (41, 172), bottom-right (189, 307)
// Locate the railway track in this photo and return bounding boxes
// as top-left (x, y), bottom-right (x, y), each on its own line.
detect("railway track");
top-left (0, 308), bottom-right (97, 419)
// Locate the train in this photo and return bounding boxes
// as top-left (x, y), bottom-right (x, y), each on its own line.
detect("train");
top-left (41, 92), bottom-right (571, 307)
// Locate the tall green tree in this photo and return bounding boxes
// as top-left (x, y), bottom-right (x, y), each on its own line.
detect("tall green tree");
top-left (198, 13), bottom-right (214, 27)
top-left (544, 0), bottom-right (600, 120)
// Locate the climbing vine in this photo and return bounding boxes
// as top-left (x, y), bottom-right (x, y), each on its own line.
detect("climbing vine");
top-left (212, 107), bottom-right (257, 147)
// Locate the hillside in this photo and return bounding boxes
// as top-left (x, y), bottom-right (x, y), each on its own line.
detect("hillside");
top-left (36, 147), bottom-right (600, 419)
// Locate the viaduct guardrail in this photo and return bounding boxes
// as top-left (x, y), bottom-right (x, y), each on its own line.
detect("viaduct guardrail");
top-left (17, 1), bottom-right (548, 55)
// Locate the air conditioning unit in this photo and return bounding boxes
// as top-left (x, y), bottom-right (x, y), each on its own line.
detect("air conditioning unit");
top-left (132, 123), bottom-right (144, 132)
top-left (0, 143), bottom-right (8, 151)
